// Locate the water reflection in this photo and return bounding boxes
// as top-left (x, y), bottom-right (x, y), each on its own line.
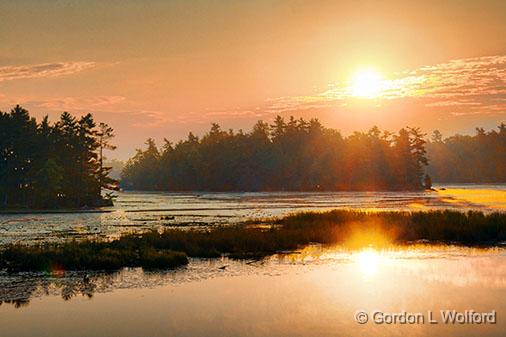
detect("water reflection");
top-left (0, 271), bottom-right (111, 307)
top-left (1, 245), bottom-right (505, 308)
top-left (437, 187), bottom-right (506, 210)
top-left (355, 249), bottom-right (381, 276)
top-left (286, 244), bottom-right (506, 288)
top-left (0, 245), bottom-right (504, 337)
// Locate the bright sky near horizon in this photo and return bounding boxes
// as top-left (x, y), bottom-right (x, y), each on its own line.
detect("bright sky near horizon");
top-left (1, 0), bottom-right (506, 159)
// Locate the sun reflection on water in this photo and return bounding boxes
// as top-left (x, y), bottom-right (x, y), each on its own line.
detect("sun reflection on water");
top-left (283, 244), bottom-right (506, 289)
top-left (355, 248), bottom-right (381, 276)
top-left (437, 188), bottom-right (506, 209)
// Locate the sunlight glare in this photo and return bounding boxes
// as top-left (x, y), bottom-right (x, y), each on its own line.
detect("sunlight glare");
top-left (356, 248), bottom-right (380, 276)
top-left (349, 69), bottom-right (383, 98)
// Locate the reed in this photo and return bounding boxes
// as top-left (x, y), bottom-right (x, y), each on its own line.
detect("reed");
top-left (1, 209), bottom-right (504, 272)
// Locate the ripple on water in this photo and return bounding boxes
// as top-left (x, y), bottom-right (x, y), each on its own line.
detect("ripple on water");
top-left (1, 245), bottom-right (505, 306)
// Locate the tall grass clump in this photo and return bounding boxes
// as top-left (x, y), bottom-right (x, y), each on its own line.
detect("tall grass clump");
top-left (1, 209), bottom-right (504, 272)
top-left (112, 209), bottom-right (506, 257)
top-left (0, 241), bottom-right (188, 272)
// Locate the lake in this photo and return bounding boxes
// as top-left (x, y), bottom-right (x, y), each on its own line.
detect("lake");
top-left (0, 245), bottom-right (505, 337)
top-left (1, 184), bottom-right (505, 245)
top-left (0, 184), bottom-right (505, 336)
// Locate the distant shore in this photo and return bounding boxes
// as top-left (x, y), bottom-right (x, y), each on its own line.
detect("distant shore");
top-left (0, 208), bottom-right (114, 215)
top-left (0, 197), bottom-right (115, 214)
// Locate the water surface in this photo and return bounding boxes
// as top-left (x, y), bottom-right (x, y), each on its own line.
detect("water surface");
top-left (0, 245), bottom-right (504, 337)
top-left (1, 185), bottom-right (504, 336)
top-left (1, 184), bottom-right (505, 245)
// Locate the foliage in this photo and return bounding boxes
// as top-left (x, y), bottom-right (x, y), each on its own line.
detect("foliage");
top-left (0, 105), bottom-right (118, 208)
top-left (122, 116), bottom-right (430, 191)
top-left (427, 124), bottom-right (506, 182)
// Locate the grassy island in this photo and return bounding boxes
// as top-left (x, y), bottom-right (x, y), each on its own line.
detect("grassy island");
top-left (1, 209), bottom-right (505, 272)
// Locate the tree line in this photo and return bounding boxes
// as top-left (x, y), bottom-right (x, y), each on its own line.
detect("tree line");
top-left (121, 116), bottom-right (431, 191)
top-left (427, 124), bottom-right (506, 183)
top-left (0, 105), bottom-right (117, 209)
top-left (3, 105), bottom-right (502, 207)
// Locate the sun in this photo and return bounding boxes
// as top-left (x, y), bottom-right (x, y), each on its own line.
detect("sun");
top-left (349, 69), bottom-right (383, 98)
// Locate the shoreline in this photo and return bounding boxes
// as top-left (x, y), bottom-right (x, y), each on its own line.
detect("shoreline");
top-left (0, 209), bottom-right (114, 215)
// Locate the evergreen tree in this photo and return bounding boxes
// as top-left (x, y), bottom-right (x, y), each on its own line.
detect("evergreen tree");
top-left (0, 106), bottom-right (117, 209)
top-left (121, 116), bottom-right (440, 191)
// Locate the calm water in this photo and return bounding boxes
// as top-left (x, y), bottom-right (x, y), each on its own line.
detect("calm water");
top-left (0, 245), bottom-right (505, 337)
top-left (1, 184), bottom-right (505, 245)
top-left (0, 185), bottom-right (505, 336)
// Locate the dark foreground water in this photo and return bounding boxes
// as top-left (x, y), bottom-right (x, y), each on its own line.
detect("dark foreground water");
top-left (0, 245), bottom-right (505, 337)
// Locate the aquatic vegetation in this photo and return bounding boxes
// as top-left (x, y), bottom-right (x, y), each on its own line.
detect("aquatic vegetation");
top-left (0, 209), bottom-right (504, 272)
top-left (0, 241), bottom-right (188, 272)
top-left (277, 209), bottom-right (506, 246)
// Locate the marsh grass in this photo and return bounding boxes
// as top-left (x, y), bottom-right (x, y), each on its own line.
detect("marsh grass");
top-left (0, 242), bottom-right (188, 272)
top-left (277, 209), bottom-right (506, 245)
top-left (1, 209), bottom-right (505, 272)
top-left (154, 209), bottom-right (505, 253)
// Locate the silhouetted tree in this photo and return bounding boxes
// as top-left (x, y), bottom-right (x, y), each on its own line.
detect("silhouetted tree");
top-left (427, 124), bottom-right (506, 183)
top-left (0, 106), bottom-right (117, 209)
top-left (121, 116), bottom-right (434, 191)
top-left (424, 174), bottom-right (432, 190)
top-left (96, 122), bottom-right (118, 191)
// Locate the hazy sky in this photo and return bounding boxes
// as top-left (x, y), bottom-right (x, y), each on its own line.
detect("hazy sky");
top-left (1, 0), bottom-right (506, 159)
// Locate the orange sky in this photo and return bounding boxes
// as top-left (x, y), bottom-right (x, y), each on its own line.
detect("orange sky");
top-left (1, 0), bottom-right (506, 159)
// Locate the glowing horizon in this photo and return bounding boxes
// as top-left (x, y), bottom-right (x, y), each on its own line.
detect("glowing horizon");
top-left (0, 1), bottom-right (505, 159)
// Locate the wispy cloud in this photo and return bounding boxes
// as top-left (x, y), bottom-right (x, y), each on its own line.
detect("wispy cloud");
top-left (28, 95), bottom-right (126, 111)
top-left (2, 56), bottom-right (504, 132)
top-left (151, 55), bottom-right (506, 124)
top-left (0, 62), bottom-right (96, 82)
top-left (264, 55), bottom-right (506, 117)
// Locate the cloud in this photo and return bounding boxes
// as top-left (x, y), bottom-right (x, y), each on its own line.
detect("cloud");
top-left (0, 62), bottom-right (96, 82)
top-left (262, 55), bottom-right (506, 117)
top-left (2, 55), bottom-right (504, 133)
top-left (28, 96), bottom-right (126, 111)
